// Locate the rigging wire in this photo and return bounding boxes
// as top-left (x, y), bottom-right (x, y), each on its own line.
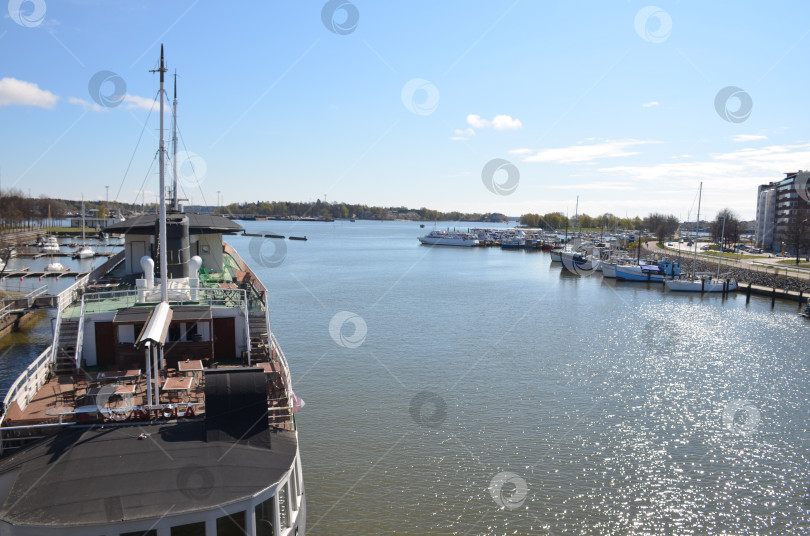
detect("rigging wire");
top-left (113, 89), bottom-right (160, 204)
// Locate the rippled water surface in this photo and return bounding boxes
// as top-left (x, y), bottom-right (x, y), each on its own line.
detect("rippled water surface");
top-left (3, 220), bottom-right (809, 535)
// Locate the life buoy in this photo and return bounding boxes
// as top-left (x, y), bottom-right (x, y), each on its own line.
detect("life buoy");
top-left (162, 407), bottom-right (174, 419)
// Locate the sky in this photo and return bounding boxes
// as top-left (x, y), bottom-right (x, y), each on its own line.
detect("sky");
top-left (2, 1), bottom-right (810, 220)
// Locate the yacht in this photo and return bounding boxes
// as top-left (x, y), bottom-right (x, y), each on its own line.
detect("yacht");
top-left (666, 274), bottom-right (738, 292)
top-left (39, 236), bottom-right (60, 254)
top-left (614, 258), bottom-right (681, 282)
top-left (0, 47), bottom-right (305, 536)
top-left (418, 229), bottom-right (479, 247)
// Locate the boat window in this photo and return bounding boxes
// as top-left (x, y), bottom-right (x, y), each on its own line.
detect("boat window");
top-left (289, 467), bottom-right (298, 508)
top-left (170, 521), bottom-right (206, 536)
top-left (216, 510), bottom-right (246, 535)
top-left (168, 323), bottom-right (182, 342)
top-left (184, 322), bottom-right (199, 341)
top-left (255, 496), bottom-right (275, 536)
top-left (122, 531), bottom-right (157, 536)
top-left (278, 482), bottom-right (290, 528)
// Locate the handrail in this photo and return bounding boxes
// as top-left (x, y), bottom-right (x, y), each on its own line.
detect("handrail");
top-left (82, 287), bottom-right (247, 312)
top-left (50, 305), bottom-right (63, 365)
top-left (74, 294), bottom-right (87, 369)
top-left (245, 294), bottom-right (251, 365)
top-left (0, 422), bottom-right (75, 457)
top-left (1, 346), bottom-right (51, 423)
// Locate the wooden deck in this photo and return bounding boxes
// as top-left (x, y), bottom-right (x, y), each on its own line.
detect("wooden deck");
top-left (2, 361), bottom-right (291, 428)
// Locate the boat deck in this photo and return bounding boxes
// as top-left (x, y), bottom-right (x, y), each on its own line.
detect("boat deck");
top-left (3, 362), bottom-right (291, 429)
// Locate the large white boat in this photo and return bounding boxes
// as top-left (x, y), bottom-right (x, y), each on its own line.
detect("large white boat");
top-left (614, 259), bottom-right (681, 282)
top-left (0, 47), bottom-right (305, 536)
top-left (418, 230), bottom-right (479, 247)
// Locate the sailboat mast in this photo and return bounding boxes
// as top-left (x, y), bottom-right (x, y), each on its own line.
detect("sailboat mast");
top-left (81, 195), bottom-right (85, 246)
top-left (172, 71), bottom-right (178, 212)
top-left (157, 45), bottom-right (168, 302)
top-left (693, 182), bottom-right (702, 277)
top-left (717, 212), bottom-right (726, 278)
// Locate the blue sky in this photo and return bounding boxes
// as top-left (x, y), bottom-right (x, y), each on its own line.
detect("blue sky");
top-left (2, 1), bottom-right (810, 220)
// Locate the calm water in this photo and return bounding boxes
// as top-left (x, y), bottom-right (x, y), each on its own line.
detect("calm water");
top-left (4, 220), bottom-right (810, 535)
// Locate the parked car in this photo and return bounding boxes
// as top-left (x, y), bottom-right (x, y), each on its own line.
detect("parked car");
top-left (751, 248), bottom-right (762, 254)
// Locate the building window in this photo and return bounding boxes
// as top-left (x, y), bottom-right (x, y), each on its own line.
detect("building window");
top-left (255, 496), bottom-right (275, 536)
top-left (170, 522), bottom-right (206, 536)
top-left (122, 531), bottom-right (157, 536)
top-left (216, 511), bottom-right (247, 535)
top-left (185, 322), bottom-right (199, 341)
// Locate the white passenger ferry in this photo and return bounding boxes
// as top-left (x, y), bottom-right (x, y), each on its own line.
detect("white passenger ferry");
top-left (0, 47), bottom-right (305, 536)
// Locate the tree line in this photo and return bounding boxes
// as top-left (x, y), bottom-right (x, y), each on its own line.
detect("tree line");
top-left (217, 199), bottom-right (509, 223)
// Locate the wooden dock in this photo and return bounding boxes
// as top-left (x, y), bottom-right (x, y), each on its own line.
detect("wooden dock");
top-left (1, 270), bottom-right (87, 279)
top-left (741, 282), bottom-right (807, 304)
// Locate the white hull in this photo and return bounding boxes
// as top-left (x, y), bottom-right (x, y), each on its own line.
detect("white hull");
top-left (76, 247), bottom-right (94, 259)
top-left (602, 262), bottom-right (616, 278)
top-left (666, 278), bottom-right (737, 292)
top-left (418, 236), bottom-right (478, 247)
top-left (550, 249), bottom-right (562, 262)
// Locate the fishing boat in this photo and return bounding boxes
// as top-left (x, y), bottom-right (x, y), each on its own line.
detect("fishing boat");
top-left (0, 47), bottom-right (305, 535)
top-left (418, 229), bottom-right (479, 247)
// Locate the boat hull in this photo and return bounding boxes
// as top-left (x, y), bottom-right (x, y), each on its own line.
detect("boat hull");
top-left (418, 236), bottom-right (479, 247)
top-left (666, 279), bottom-right (737, 292)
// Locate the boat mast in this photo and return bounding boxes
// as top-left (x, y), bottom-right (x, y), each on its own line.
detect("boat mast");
top-left (172, 70), bottom-right (178, 212)
top-left (155, 45), bottom-right (168, 302)
top-left (693, 182), bottom-right (702, 278)
top-left (81, 194), bottom-right (85, 247)
top-left (717, 211), bottom-right (726, 278)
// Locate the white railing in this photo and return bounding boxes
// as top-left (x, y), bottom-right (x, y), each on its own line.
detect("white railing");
top-left (56, 273), bottom-right (89, 311)
top-left (49, 305), bottom-right (63, 365)
top-left (74, 296), bottom-right (87, 369)
top-left (82, 287), bottom-right (247, 313)
top-left (1, 347), bottom-right (52, 422)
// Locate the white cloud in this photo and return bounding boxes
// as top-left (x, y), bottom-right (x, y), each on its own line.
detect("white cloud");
top-left (508, 148), bottom-right (534, 155)
top-left (642, 101), bottom-right (659, 108)
top-left (458, 113), bottom-right (522, 138)
top-left (519, 139), bottom-right (659, 164)
top-left (0, 78), bottom-right (58, 108)
top-left (465, 114), bottom-right (488, 129)
top-left (492, 114), bottom-right (522, 130)
top-left (451, 127), bottom-right (475, 141)
top-left (123, 94), bottom-right (159, 111)
top-left (597, 143), bottom-right (810, 196)
top-left (67, 97), bottom-right (106, 112)
top-left (732, 134), bottom-right (768, 142)
top-left (546, 181), bottom-right (636, 191)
